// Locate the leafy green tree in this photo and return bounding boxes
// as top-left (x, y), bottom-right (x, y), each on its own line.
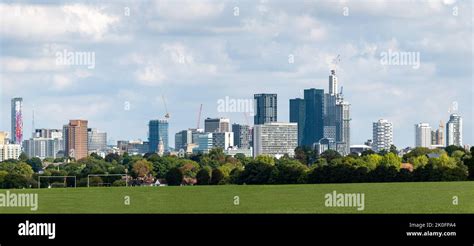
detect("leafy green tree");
top-left (196, 167), bottom-right (211, 185)
top-left (90, 152), bottom-right (103, 160)
top-left (132, 160), bottom-right (153, 178)
top-left (0, 170), bottom-right (8, 184)
top-left (255, 155), bottom-right (275, 166)
top-left (105, 153), bottom-right (121, 163)
top-left (389, 145), bottom-right (398, 155)
top-left (166, 167), bottom-right (183, 186)
top-left (112, 180), bottom-right (126, 186)
top-left (362, 154), bottom-right (382, 170)
top-left (361, 149), bottom-right (375, 156)
top-left (409, 155), bottom-right (429, 169)
top-left (2, 173), bottom-right (29, 189)
top-left (380, 152), bottom-right (401, 170)
top-left (209, 148), bottom-right (226, 164)
top-left (320, 149), bottom-right (341, 164)
top-left (269, 158), bottom-right (308, 184)
top-left (26, 157), bottom-right (43, 172)
top-left (451, 150), bottom-right (465, 160)
top-left (445, 145), bottom-right (465, 156)
top-left (210, 168), bottom-right (225, 185)
top-left (152, 156), bottom-right (179, 178)
top-left (18, 152), bottom-right (28, 162)
top-left (179, 160), bottom-right (200, 178)
top-left (429, 153), bottom-right (457, 169)
top-left (238, 157), bottom-right (275, 184)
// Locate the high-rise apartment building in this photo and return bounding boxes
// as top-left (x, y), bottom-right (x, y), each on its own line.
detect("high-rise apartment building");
top-left (11, 97), bottom-right (23, 145)
top-left (63, 120), bottom-right (88, 160)
top-left (372, 119), bottom-right (393, 152)
top-left (431, 121), bottom-right (444, 147)
top-left (415, 123), bottom-right (431, 148)
top-left (446, 114), bottom-right (462, 146)
top-left (254, 94), bottom-right (277, 125)
top-left (253, 122), bottom-right (297, 158)
top-left (231, 124), bottom-right (252, 149)
top-left (0, 144), bottom-right (21, 162)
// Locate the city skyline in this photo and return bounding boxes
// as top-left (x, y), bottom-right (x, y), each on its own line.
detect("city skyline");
top-left (0, 0), bottom-right (472, 148)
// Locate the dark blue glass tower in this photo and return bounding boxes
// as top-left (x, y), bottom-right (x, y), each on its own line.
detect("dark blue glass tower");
top-left (302, 89), bottom-right (325, 147)
top-left (289, 98), bottom-right (305, 146)
top-left (148, 119), bottom-right (169, 152)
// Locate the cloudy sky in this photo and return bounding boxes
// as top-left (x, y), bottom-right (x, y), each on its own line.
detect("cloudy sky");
top-left (0, 0), bottom-right (472, 148)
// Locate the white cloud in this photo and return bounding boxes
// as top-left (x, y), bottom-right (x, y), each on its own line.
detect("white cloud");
top-left (153, 0), bottom-right (225, 21)
top-left (0, 3), bottom-right (119, 41)
top-left (135, 64), bottom-right (167, 86)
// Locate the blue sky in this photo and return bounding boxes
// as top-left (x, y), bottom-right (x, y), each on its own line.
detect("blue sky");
top-left (0, 0), bottom-right (472, 148)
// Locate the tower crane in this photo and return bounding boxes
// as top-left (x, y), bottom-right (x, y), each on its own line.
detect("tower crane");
top-left (161, 95), bottom-right (170, 119)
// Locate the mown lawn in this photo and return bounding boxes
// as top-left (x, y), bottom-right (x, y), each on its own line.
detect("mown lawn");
top-left (0, 181), bottom-right (473, 214)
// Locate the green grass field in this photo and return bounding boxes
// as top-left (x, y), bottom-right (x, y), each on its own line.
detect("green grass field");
top-left (1, 181), bottom-right (473, 214)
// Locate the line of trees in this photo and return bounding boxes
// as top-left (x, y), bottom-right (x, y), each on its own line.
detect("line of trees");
top-left (0, 145), bottom-right (473, 189)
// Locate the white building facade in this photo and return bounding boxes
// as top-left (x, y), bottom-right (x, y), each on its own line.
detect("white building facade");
top-left (253, 122), bottom-right (297, 158)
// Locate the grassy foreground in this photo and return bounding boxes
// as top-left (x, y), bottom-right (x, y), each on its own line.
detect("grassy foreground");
top-left (1, 181), bottom-right (473, 214)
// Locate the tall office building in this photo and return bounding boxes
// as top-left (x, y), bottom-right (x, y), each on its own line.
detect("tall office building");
top-left (204, 118), bottom-right (230, 133)
top-left (372, 119), bottom-right (393, 152)
top-left (415, 123), bottom-right (431, 148)
top-left (254, 94), bottom-right (277, 125)
top-left (174, 128), bottom-right (204, 151)
top-left (63, 120), bottom-right (88, 160)
top-left (149, 119), bottom-right (169, 152)
top-left (289, 69), bottom-right (350, 155)
top-left (253, 122), bottom-right (298, 158)
top-left (289, 98), bottom-right (305, 146)
top-left (34, 128), bottom-right (62, 139)
top-left (196, 133), bottom-right (213, 154)
top-left (446, 114), bottom-right (462, 146)
top-left (212, 132), bottom-right (234, 150)
top-left (87, 128), bottom-right (107, 152)
top-left (231, 124), bottom-right (252, 149)
top-left (149, 120), bottom-right (169, 152)
top-left (11, 97), bottom-right (23, 145)
top-left (431, 121), bottom-right (444, 147)
top-left (329, 69), bottom-right (338, 95)
top-left (302, 89), bottom-right (325, 147)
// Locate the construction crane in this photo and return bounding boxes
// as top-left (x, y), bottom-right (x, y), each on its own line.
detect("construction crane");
top-left (196, 104), bottom-right (203, 129)
top-left (161, 95), bottom-right (170, 119)
top-left (332, 54), bottom-right (341, 71)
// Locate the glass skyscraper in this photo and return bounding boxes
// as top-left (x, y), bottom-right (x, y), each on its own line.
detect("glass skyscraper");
top-left (149, 119), bottom-right (169, 152)
top-left (289, 98), bottom-right (305, 146)
top-left (302, 89), bottom-right (325, 147)
top-left (254, 93), bottom-right (277, 125)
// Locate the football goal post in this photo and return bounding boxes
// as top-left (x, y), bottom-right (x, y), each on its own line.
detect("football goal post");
top-left (38, 176), bottom-right (77, 189)
top-left (87, 174), bottom-right (129, 187)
